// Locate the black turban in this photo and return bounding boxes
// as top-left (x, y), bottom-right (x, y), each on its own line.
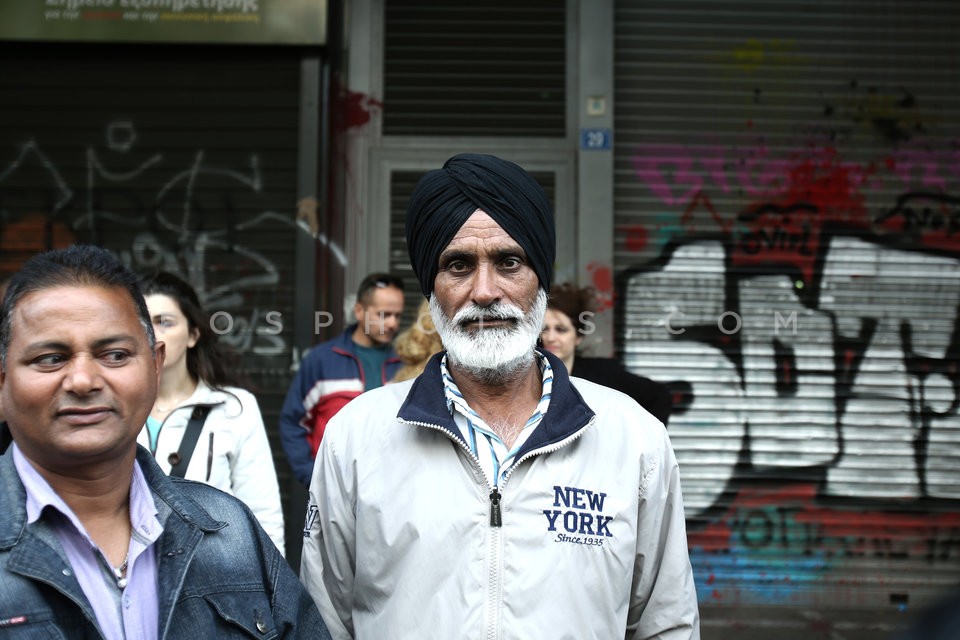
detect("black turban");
top-left (405, 153), bottom-right (556, 297)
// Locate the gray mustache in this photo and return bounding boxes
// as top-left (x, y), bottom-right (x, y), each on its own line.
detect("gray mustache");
top-left (454, 306), bottom-right (523, 324)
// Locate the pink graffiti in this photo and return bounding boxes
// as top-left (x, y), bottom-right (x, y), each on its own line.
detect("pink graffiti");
top-left (632, 140), bottom-right (905, 283)
top-left (680, 191), bottom-right (732, 235)
top-left (633, 139), bottom-right (960, 213)
top-left (887, 147), bottom-right (960, 192)
top-left (632, 143), bottom-right (731, 206)
top-left (732, 147), bottom-right (873, 284)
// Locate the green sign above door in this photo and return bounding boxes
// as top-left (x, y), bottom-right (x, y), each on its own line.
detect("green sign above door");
top-left (2, 0), bottom-right (326, 45)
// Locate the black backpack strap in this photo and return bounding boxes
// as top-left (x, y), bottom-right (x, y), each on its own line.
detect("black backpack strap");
top-left (167, 406), bottom-right (212, 478)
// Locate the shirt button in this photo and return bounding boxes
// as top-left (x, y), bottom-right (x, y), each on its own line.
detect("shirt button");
top-left (62, 568), bottom-right (71, 576)
top-left (123, 595), bottom-right (131, 608)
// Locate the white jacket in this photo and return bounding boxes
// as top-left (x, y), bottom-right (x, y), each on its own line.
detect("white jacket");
top-left (301, 352), bottom-right (699, 639)
top-left (138, 380), bottom-right (286, 555)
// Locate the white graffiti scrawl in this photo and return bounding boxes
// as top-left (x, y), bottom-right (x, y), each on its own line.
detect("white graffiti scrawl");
top-left (0, 122), bottom-right (345, 359)
top-left (625, 237), bottom-right (960, 514)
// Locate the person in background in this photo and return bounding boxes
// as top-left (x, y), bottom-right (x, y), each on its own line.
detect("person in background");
top-left (542, 282), bottom-right (673, 425)
top-left (391, 299), bottom-right (444, 383)
top-left (301, 153), bottom-right (699, 639)
top-left (279, 273), bottom-right (405, 487)
top-left (0, 245), bottom-right (328, 639)
top-left (138, 272), bottom-right (285, 555)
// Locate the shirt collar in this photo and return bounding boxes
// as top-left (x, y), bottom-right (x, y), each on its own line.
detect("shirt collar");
top-left (440, 350), bottom-right (554, 420)
top-left (13, 443), bottom-right (161, 543)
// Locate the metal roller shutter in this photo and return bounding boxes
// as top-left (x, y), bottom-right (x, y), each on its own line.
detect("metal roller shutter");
top-left (614, 0), bottom-right (960, 616)
top-left (378, 0), bottom-right (570, 323)
top-left (0, 41), bottom-right (303, 489)
top-left (382, 0), bottom-right (566, 136)
top-left (389, 171), bottom-right (433, 317)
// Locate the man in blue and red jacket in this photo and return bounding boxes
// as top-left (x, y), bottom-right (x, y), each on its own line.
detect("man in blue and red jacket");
top-left (279, 273), bottom-right (405, 486)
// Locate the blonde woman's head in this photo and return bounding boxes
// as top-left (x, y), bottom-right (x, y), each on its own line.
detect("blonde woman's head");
top-left (392, 300), bottom-right (444, 382)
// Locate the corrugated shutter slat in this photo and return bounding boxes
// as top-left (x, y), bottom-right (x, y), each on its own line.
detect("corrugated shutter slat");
top-left (614, 0), bottom-right (960, 613)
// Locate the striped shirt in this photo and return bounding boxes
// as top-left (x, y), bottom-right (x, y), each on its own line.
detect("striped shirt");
top-left (441, 351), bottom-right (553, 489)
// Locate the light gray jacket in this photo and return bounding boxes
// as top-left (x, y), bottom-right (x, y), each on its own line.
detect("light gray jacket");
top-left (301, 351), bottom-right (700, 640)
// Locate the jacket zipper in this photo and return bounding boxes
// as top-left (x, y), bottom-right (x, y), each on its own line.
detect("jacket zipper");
top-left (488, 488), bottom-right (502, 527)
top-left (398, 419), bottom-right (506, 532)
top-left (500, 416), bottom-right (596, 487)
top-left (398, 419), bottom-right (495, 496)
top-left (484, 524), bottom-right (502, 640)
top-left (400, 416), bottom-right (596, 526)
top-left (399, 416), bottom-right (595, 640)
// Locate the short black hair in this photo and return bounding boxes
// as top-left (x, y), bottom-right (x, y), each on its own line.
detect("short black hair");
top-left (356, 273), bottom-right (404, 306)
top-left (0, 245), bottom-right (155, 368)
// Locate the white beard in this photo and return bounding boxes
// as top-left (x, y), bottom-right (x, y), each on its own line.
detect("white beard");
top-left (430, 289), bottom-right (547, 384)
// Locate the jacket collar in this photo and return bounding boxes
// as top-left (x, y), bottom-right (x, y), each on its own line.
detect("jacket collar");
top-left (397, 349), bottom-right (595, 461)
top-left (0, 445), bottom-right (224, 549)
top-left (0, 449), bottom-right (28, 548)
top-left (332, 324), bottom-right (362, 350)
top-left (156, 381), bottom-right (227, 427)
top-left (332, 324), bottom-right (401, 359)
top-left (134, 446), bottom-right (225, 531)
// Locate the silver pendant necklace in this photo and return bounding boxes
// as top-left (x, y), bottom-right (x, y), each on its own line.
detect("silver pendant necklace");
top-left (112, 553), bottom-right (130, 589)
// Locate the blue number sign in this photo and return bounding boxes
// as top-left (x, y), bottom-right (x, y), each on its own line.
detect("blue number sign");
top-left (580, 128), bottom-right (611, 151)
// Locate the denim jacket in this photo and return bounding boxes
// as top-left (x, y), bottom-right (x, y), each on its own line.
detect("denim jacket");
top-left (0, 446), bottom-right (330, 640)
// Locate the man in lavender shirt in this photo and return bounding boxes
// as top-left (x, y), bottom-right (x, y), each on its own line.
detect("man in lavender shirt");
top-left (0, 245), bottom-right (329, 639)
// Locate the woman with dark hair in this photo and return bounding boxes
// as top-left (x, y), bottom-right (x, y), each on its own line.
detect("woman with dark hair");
top-left (542, 283), bottom-right (673, 425)
top-left (138, 272), bottom-right (285, 555)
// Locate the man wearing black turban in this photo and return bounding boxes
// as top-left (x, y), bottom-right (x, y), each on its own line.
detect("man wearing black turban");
top-left (301, 154), bottom-right (700, 639)
top-left (405, 153), bottom-right (556, 297)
